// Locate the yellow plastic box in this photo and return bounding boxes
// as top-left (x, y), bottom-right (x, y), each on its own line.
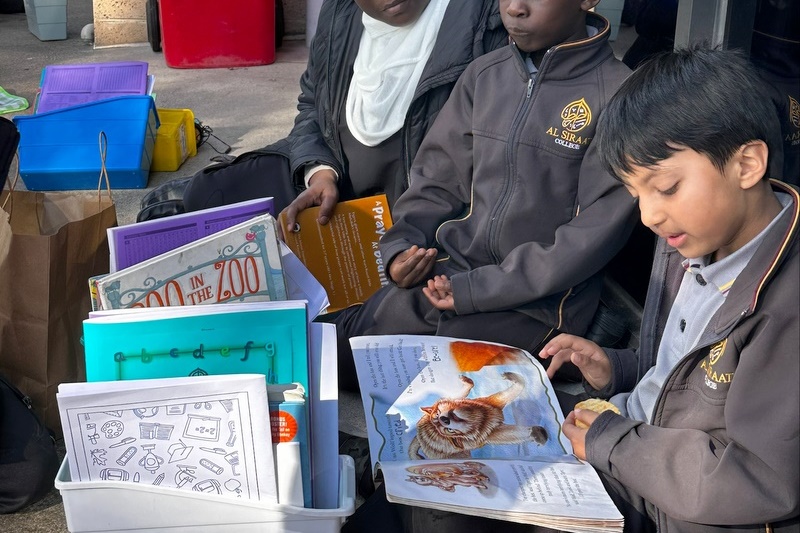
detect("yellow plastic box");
top-left (151, 108), bottom-right (197, 172)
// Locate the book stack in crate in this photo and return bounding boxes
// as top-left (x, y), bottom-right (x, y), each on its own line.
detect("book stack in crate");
top-left (54, 199), bottom-right (360, 532)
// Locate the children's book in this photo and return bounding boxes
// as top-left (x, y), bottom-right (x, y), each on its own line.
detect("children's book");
top-left (279, 194), bottom-right (392, 313)
top-left (279, 241), bottom-right (330, 320)
top-left (57, 374), bottom-right (277, 504)
top-left (109, 197), bottom-right (274, 272)
top-left (307, 322), bottom-right (339, 510)
top-left (268, 383), bottom-right (311, 508)
top-left (96, 213), bottom-right (286, 310)
top-left (350, 335), bottom-right (624, 533)
top-left (83, 300), bottom-right (316, 506)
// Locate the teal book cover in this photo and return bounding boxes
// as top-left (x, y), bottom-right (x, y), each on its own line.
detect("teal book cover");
top-left (83, 302), bottom-right (309, 393)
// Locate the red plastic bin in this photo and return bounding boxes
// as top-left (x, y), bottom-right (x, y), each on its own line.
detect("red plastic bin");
top-left (158, 0), bottom-right (275, 69)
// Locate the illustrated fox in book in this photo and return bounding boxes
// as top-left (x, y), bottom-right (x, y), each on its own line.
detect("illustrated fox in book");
top-left (408, 373), bottom-right (548, 460)
top-left (406, 461), bottom-right (490, 492)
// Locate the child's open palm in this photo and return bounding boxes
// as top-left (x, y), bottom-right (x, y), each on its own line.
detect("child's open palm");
top-left (388, 245), bottom-right (437, 288)
top-left (423, 275), bottom-right (454, 311)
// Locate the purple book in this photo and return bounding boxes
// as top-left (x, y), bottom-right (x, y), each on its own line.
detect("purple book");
top-left (108, 197), bottom-right (274, 272)
top-left (37, 61), bottom-right (149, 114)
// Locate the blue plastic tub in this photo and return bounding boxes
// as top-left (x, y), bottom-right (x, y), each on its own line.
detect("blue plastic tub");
top-left (13, 95), bottom-right (159, 190)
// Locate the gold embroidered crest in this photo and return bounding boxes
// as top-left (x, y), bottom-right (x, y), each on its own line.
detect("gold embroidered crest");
top-left (708, 339), bottom-right (727, 366)
top-left (789, 95), bottom-right (800, 129)
top-left (561, 98), bottom-right (592, 132)
top-left (700, 339), bottom-right (734, 388)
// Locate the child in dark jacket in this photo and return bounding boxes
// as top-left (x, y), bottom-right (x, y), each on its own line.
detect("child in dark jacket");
top-left (540, 47), bottom-right (799, 533)
top-left (341, 4), bottom-right (638, 531)
top-left (178, 0), bottom-right (508, 221)
top-left (335, 0), bottom-right (635, 393)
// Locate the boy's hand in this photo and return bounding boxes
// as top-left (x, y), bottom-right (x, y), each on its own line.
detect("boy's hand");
top-left (562, 409), bottom-right (600, 461)
top-left (423, 275), bottom-right (454, 311)
top-left (279, 169), bottom-right (339, 239)
top-left (388, 246), bottom-right (437, 288)
top-left (539, 334), bottom-right (612, 390)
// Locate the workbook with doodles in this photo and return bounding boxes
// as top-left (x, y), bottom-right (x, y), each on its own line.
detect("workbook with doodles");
top-left (57, 374), bottom-right (277, 503)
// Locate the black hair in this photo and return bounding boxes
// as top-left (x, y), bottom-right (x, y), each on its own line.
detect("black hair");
top-left (595, 45), bottom-right (782, 180)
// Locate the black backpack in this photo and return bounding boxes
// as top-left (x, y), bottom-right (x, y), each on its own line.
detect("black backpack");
top-left (0, 116), bottom-right (18, 191)
top-left (0, 373), bottom-right (61, 513)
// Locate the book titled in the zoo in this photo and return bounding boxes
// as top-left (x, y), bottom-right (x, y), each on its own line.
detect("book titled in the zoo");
top-left (96, 213), bottom-right (286, 310)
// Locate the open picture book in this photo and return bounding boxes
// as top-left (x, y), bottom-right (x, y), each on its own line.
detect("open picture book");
top-left (350, 335), bottom-right (624, 533)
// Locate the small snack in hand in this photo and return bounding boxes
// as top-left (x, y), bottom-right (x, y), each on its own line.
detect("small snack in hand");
top-left (574, 399), bottom-right (620, 429)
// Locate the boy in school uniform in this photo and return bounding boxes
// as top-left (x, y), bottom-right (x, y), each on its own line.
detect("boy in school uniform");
top-left (335, 0), bottom-right (636, 392)
top-left (540, 47), bottom-right (799, 532)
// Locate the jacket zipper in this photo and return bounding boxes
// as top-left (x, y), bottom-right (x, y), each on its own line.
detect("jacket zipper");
top-left (0, 373), bottom-right (34, 409)
top-left (487, 50), bottom-right (541, 262)
top-left (326, 0), bottom-right (347, 170)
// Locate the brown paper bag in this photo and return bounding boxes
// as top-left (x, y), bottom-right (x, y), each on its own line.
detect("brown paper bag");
top-left (0, 187), bottom-right (116, 436)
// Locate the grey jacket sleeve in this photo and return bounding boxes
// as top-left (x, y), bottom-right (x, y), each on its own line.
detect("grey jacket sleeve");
top-left (585, 309), bottom-right (800, 525)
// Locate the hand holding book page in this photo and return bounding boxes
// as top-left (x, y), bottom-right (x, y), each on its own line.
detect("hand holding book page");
top-left (57, 374), bottom-right (277, 503)
top-left (350, 335), bottom-right (624, 533)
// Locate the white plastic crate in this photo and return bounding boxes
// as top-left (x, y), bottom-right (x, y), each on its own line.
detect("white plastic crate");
top-left (55, 455), bottom-right (355, 532)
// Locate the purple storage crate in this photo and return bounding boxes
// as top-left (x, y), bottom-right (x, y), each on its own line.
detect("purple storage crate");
top-left (36, 61), bottom-right (149, 114)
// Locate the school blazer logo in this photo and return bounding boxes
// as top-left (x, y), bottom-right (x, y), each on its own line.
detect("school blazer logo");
top-left (789, 95), bottom-right (800, 129)
top-left (545, 98), bottom-right (593, 150)
top-left (700, 339), bottom-right (734, 389)
top-left (561, 98), bottom-right (592, 132)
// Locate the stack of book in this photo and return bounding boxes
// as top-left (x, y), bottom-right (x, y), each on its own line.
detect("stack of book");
top-left (63, 197), bottom-right (341, 514)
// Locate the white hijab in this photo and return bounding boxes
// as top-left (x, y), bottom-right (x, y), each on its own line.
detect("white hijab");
top-left (346, 0), bottom-right (450, 147)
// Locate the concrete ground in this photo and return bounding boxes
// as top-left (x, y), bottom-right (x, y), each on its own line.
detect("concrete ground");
top-left (0, 3), bottom-right (636, 531)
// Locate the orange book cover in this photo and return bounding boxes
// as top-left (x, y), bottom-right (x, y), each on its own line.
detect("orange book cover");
top-left (280, 195), bottom-right (393, 313)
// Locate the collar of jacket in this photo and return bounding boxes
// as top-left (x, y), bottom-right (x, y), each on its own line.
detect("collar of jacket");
top-left (717, 180), bottom-right (799, 330)
top-left (663, 180), bottom-right (799, 336)
top-left (509, 12), bottom-right (614, 82)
